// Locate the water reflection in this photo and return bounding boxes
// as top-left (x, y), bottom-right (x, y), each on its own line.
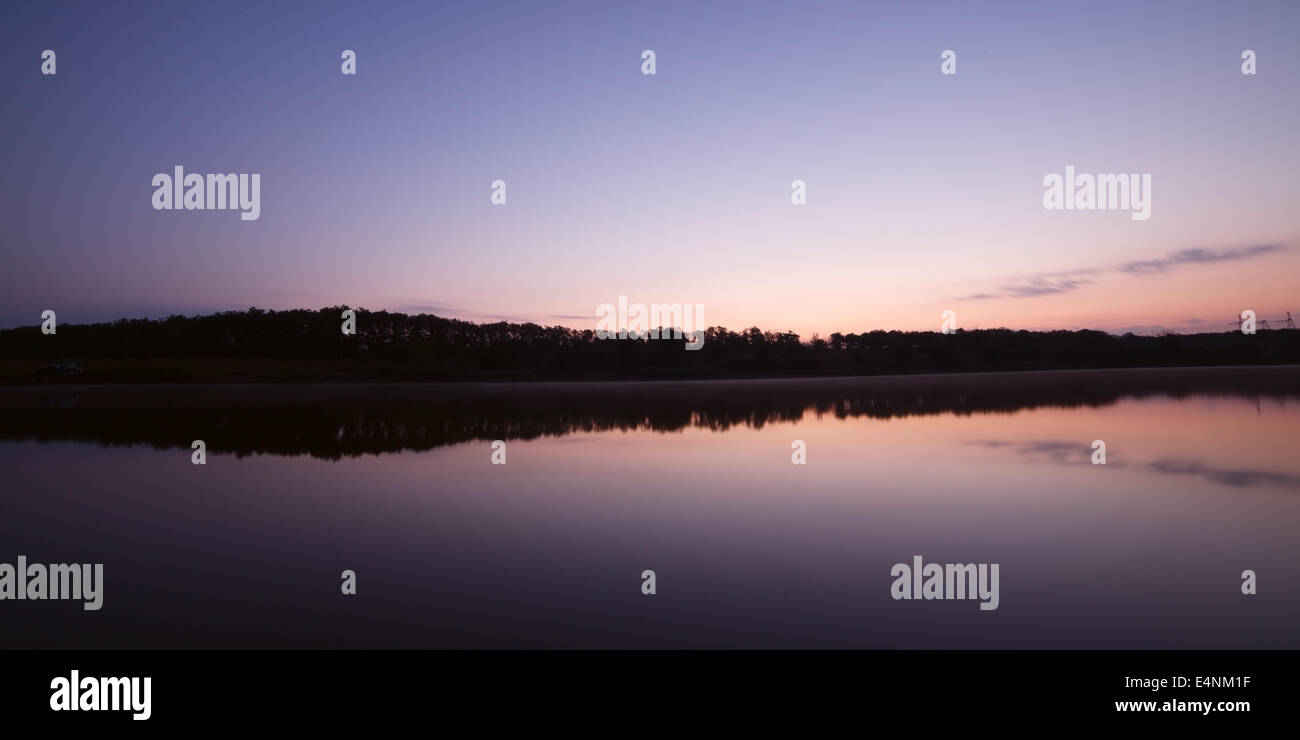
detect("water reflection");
top-left (1, 366), bottom-right (1294, 460)
top-left (0, 366), bottom-right (1297, 648)
top-left (971, 439), bottom-right (1300, 489)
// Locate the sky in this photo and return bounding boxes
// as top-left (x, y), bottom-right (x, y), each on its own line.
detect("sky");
top-left (1, 0), bottom-right (1297, 336)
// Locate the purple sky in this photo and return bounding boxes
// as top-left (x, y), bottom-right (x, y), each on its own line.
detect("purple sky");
top-left (2, 0), bottom-right (1297, 335)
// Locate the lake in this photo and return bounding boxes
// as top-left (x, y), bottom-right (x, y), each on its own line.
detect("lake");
top-left (1, 366), bottom-right (1296, 648)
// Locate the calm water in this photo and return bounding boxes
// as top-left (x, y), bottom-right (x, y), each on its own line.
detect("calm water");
top-left (1, 367), bottom-right (1297, 648)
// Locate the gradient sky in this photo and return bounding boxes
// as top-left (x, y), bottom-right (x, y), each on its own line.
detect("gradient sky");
top-left (2, 0), bottom-right (1297, 335)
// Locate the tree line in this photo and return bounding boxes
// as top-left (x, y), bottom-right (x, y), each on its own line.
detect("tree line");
top-left (2, 307), bottom-right (1297, 380)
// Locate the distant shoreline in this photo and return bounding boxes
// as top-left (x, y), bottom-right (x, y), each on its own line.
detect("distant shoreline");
top-left (3, 308), bottom-right (1297, 384)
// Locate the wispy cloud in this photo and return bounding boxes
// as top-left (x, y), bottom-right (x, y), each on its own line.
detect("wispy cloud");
top-left (958, 244), bottom-right (1287, 302)
top-left (1112, 324), bottom-right (1177, 335)
top-left (1118, 244), bottom-right (1283, 274)
top-left (959, 271), bottom-right (1096, 301)
top-left (393, 301), bottom-right (526, 322)
top-left (1108, 317), bottom-right (1214, 335)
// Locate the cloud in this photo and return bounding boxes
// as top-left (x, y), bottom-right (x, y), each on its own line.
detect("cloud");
top-left (958, 271), bottom-right (1096, 301)
top-left (1112, 324), bottom-right (1176, 335)
top-left (1000, 274), bottom-right (1095, 298)
top-left (394, 301), bottom-right (461, 314)
top-left (393, 301), bottom-right (525, 322)
top-left (957, 243), bottom-right (1286, 302)
top-left (1118, 244), bottom-right (1283, 274)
